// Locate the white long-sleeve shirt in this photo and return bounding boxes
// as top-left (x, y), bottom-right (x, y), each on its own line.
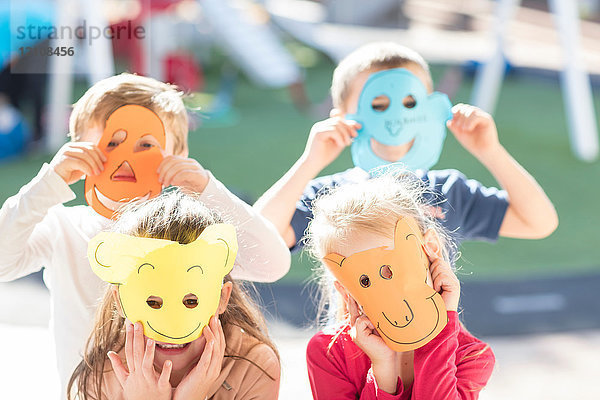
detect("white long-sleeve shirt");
top-left (0, 163), bottom-right (291, 398)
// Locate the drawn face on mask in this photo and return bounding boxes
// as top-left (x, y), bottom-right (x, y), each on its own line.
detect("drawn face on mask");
top-left (84, 105), bottom-right (165, 219)
top-left (346, 68), bottom-right (452, 173)
top-left (323, 216), bottom-right (447, 352)
top-left (88, 224), bottom-right (238, 344)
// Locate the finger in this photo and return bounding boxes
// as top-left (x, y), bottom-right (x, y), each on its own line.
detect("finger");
top-left (203, 319), bottom-right (216, 346)
top-left (207, 318), bottom-right (225, 374)
top-left (107, 351), bottom-right (129, 387)
top-left (62, 153), bottom-right (98, 177)
top-left (337, 123), bottom-right (354, 146)
top-left (189, 337), bottom-right (213, 379)
top-left (157, 155), bottom-right (181, 178)
top-left (133, 322), bottom-right (145, 370)
top-left (217, 318), bottom-right (226, 357)
top-left (94, 145), bottom-right (108, 163)
top-left (466, 113), bottom-right (486, 131)
top-left (125, 321), bottom-right (135, 373)
top-left (426, 249), bottom-right (442, 263)
top-left (80, 144), bottom-right (106, 172)
top-left (159, 158), bottom-right (196, 185)
top-left (335, 126), bottom-right (353, 147)
top-left (348, 297), bottom-right (360, 326)
top-left (355, 315), bottom-right (374, 337)
top-left (67, 147), bottom-right (103, 175)
top-left (196, 322), bottom-right (216, 374)
top-left (161, 160), bottom-right (196, 187)
top-left (345, 120), bottom-right (361, 135)
top-left (142, 338), bottom-right (156, 381)
top-left (318, 129), bottom-right (343, 149)
top-left (158, 360), bottom-right (172, 388)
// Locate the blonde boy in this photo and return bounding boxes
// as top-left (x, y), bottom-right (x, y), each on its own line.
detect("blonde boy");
top-left (0, 73), bottom-right (290, 396)
top-left (256, 42), bottom-right (557, 249)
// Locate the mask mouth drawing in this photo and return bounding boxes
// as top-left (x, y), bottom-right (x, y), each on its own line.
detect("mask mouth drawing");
top-left (376, 294), bottom-right (441, 345)
top-left (382, 300), bottom-right (414, 328)
top-left (93, 186), bottom-right (151, 211)
top-left (147, 320), bottom-right (202, 341)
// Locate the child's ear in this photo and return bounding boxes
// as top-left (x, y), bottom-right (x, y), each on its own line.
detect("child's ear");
top-left (111, 285), bottom-right (125, 318)
top-left (217, 281), bottom-right (233, 314)
top-left (422, 228), bottom-right (443, 258)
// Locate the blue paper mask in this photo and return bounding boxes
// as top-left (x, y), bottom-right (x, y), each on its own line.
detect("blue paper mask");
top-left (346, 68), bottom-right (452, 172)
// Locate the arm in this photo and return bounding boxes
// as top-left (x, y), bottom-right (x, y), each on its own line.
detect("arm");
top-left (0, 142), bottom-right (105, 281)
top-left (307, 332), bottom-right (404, 400)
top-left (0, 163), bottom-right (75, 281)
top-left (447, 104), bottom-right (558, 239)
top-left (412, 312), bottom-right (494, 400)
top-left (480, 145), bottom-right (558, 239)
top-left (158, 156), bottom-right (292, 282)
top-left (199, 171), bottom-right (291, 282)
top-left (254, 116), bottom-right (359, 248)
top-left (254, 156), bottom-right (322, 248)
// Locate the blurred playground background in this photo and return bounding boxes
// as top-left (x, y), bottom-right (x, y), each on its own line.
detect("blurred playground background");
top-left (1, 0), bottom-right (599, 398)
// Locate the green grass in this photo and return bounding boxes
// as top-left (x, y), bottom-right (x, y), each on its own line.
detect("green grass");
top-left (1, 51), bottom-right (599, 284)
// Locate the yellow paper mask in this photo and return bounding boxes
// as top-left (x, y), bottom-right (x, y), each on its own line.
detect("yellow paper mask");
top-left (84, 104), bottom-right (166, 219)
top-left (88, 224), bottom-right (238, 344)
top-left (323, 216), bottom-right (447, 352)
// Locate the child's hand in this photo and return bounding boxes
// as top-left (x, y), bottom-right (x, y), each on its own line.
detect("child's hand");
top-left (107, 321), bottom-right (173, 400)
top-left (157, 155), bottom-right (210, 193)
top-left (446, 104), bottom-right (500, 160)
top-left (173, 316), bottom-right (225, 400)
top-left (301, 114), bottom-right (360, 172)
top-left (347, 295), bottom-right (399, 394)
top-left (50, 142), bottom-right (107, 185)
top-left (428, 254), bottom-right (460, 312)
top-left (347, 295), bottom-right (394, 365)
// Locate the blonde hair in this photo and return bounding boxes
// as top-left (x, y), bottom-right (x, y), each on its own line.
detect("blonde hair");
top-left (68, 190), bottom-right (278, 400)
top-left (69, 73), bottom-right (188, 155)
top-left (331, 41), bottom-right (432, 109)
top-left (306, 170), bottom-right (455, 325)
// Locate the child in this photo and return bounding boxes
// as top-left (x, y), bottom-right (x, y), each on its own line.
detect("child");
top-left (305, 173), bottom-right (494, 399)
top-left (255, 42), bottom-right (557, 250)
top-left (68, 190), bottom-right (280, 399)
top-left (0, 73), bottom-right (290, 396)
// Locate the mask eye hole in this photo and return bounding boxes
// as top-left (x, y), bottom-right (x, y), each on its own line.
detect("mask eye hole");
top-left (106, 129), bottom-right (127, 152)
top-left (133, 134), bottom-right (161, 153)
top-left (402, 95), bottom-right (417, 109)
top-left (371, 95), bottom-right (390, 112)
top-left (380, 265), bottom-right (393, 280)
top-left (359, 274), bottom-right (371, 288)
top-left (182, 293), bottom-right (198, 309)
top-left (146, 296), bottom-right (163, 309)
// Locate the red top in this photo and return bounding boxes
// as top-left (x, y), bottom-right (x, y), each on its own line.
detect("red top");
top-left (306, 311), bottom-right (495, 400)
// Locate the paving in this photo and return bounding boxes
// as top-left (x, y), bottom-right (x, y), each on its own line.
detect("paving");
top-left (1, 274), bottom-right (598, 399)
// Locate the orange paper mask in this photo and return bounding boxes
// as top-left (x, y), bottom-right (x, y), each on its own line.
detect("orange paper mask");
top-left (85, 105), bottom-right (165, 219)
top-left (323, 216), bottom-right (447, 352)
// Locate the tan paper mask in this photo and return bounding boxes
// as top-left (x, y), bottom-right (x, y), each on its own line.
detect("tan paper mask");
top-left (88, 224), bottom-right (238, 344)
top-left (84, 104), bottom-right (165, 219)
top-left (323, 216), bottom-right (447, 352)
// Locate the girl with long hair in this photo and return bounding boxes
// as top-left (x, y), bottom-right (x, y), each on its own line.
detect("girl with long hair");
top-left (68, 190), bottom-right (280, 399)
